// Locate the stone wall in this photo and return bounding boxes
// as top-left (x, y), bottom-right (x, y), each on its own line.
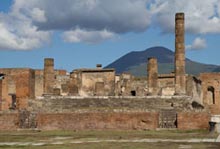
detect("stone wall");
top-left (29, 96), bottom-right (195, 113)
top-left (158, 74), bottom-right (175, 96)
top-left (70, 69), bottom-right (115, 96)
top-left (177, 112), bottom-right (210, 130)
top-left (54, 73), bottom-right (70, 96)
top-left (37, 112), bottom-right (159, 130)
top-left (35, 69), bottom-right (70, 97)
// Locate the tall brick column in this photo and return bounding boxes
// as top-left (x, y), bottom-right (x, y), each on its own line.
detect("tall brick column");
top-left (175, 13), bottom-right (186, 95)
top-left (43, 58), bottom-right (55, 94)
top-left (0, 79), bottom-right (2, 111)
top-left (0, 74), bottom-right (4, 111)
top-left (147, 57), bottom-right (158, 95)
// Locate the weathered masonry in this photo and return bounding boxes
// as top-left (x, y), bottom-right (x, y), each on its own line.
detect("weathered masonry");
top-left (44, 58), bottom-right (55, 95)
top-left (175, 13), bottom-right (186, 95)
top-left (0, 12), bottom-right (219, 132)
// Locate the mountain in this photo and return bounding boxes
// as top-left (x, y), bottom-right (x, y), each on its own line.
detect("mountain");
top-left (105, 46), bottom-right (220, 76)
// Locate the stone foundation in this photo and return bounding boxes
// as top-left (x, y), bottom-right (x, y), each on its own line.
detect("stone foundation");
top-left (37, 112), bottom-right (159, 130)
top-left (177, 112), bottom-right (210, 130)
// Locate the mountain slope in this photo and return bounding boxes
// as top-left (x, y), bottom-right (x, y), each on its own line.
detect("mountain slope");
top-left (105, 46), bottom-right (220, 76)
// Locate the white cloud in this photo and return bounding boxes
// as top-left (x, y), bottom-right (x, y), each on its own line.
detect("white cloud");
top-left (32, 0), bottom-right (151, 33)
top-left (186, 37), bottom-right (207, 50)
top-left (0, 0), bottom-right (151, 50)
top-left (62, 29), bottom-right (115, 44)
top-left (30, 8), bottom-right (47, 23)
top-left (0, 0), bottom-right (220, 50)
top-left (0, 12), bottom-right (50, 50)
top-left (150, 0), bottom-right (220, 34)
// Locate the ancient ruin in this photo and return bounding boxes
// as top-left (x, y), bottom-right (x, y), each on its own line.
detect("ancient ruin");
top-left (0, 13), bottom-right (220, 132)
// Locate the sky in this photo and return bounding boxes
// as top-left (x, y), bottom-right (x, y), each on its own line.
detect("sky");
top-left (0, 0), bottom-right (220, 72)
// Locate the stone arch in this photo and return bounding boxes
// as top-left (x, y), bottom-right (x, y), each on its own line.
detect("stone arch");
top-left (207, 86), bottom-right (215, 104)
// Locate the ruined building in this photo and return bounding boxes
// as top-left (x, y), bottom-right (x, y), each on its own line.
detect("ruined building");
top-left (0, 13), bottom-right (220, 132)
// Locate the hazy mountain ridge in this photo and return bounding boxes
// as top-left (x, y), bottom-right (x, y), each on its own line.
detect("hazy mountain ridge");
top-left (105, 46), bottom-right (220, 76)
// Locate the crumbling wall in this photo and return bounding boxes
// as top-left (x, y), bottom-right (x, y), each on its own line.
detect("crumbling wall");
top-left (0, 68), bottom-right (35, 110)
top-left (70, 69), bottom-right (115, 96)
top-left (37, 112), bottom-right (159, 130)
top-left (186, 75), bottom-right (202, 104)
top-left (54, 71), bottom-right (70, 96)
top-left (19, 110), bottom-right (37, 129)
top-left (115, 73), bottom-right (147, 96)
top-left (158, 74), bottom-right (175, 96)
top-left (130, 78), bottom-right (147, 96)
top-left (35, 69), bottom-right (70, 97)
top-left (200, 73), bottom-right (220, 114)
top-left (115, 73), bottom-right (133, 96)
top-left (29, 96), bottom-right (195, 113)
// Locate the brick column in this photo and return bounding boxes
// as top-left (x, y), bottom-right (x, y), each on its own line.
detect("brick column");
top-left (175, 13), bottom-right (186, 95)
top-left (43, 58), bottom-right (55, 94)
top-left (0, 80), bottom-right (2, 99)
top-left (0, 79), bottom-right (2, 111)
top-left (147, 57), bottom-right (158, 95)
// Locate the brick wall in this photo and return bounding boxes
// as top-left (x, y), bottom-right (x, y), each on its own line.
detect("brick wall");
top-left (177, 112), bottom-right (210, 130)
top-left (0, 111), bottom-right (212, 131)
top-left (0, 68), bottom-right (35, 110)
top-left (0, 113), bottom-right (18, 130)
top-left (37, 112), bottom-right (159, 130)
top-left (200, 73), bottom-right (220, 115)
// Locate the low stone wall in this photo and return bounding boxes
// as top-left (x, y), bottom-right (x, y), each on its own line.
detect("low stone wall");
top-left (0, 112), bottom-right (18, 130)
top-left (29, 96), bottom-right (194, 113)
top-left (177, 112), bottom-right (210, 130)
top-left (37, 112), bottom-right (159, 130)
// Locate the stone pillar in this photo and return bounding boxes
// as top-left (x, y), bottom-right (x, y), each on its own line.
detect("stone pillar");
top-left (43, 58), bottom-right (55, 94)
top-left (175, 13), bottom-right (186, 95)
top-left (0, 79), bottom-right (2, 102)
top-left (0, 80), bottom-right (2, 111)
top-left (147, 57), bottom-right (158, 95)
top-left (0, 74), bottom-right (4, 111)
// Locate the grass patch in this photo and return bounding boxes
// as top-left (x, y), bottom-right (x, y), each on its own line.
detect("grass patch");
top-left (0, 130), bottom-right (219, 149)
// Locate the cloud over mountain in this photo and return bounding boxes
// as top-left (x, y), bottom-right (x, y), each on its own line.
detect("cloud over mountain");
top-left (186, 37), bottom-right (207, 50)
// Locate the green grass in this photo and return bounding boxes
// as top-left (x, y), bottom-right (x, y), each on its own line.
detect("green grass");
top-left (0, 130), bottom-right (219, 149)
top-left (0, 142), bottom-right (220, 149)
top-left (0, 129), bottom-right (217, 141)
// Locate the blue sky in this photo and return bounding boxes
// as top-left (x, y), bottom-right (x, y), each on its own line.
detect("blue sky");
top-left (0, 0), bottom-right (220, 72)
